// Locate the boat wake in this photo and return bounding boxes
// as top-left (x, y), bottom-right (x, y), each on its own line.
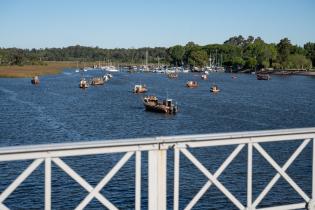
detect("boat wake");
top-left (0, 87), bottom-right (82, 140)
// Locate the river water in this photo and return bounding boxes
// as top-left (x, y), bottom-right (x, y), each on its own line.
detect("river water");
top-left (0, 70), bottom-right (314, 209)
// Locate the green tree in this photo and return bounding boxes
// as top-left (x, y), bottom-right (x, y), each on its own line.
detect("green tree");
top-left (168, 45), bottom-right (185, 65)
top-left (277, 38), bottom-right (292, 68)
top-left (188, 49), bottom-right (208, 67)
top-left (304, 42), bottom-right (315, 67)
top-left (286, 54), bottom-right (312, 70)
top-left (224, 35), bottom-right (245, 47)
top-left (245, 57), bottom-right (257, 69)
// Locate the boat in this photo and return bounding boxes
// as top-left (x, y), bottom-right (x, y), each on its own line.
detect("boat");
top-left (256, 74), bottom-right (271, 80)
top-left (31, 76), bottom-right (40, 85)
top-left (106, 66), bottom-right (119, 72)
top-left (201, 74), bottom-right (208, 80)
top-left (91, 77), bottom-right (105, 86)
top-left (210, 84), bottom-right (220, 93)
top-left (167, 72), bottom-right (178, 79)
top-left (186, 81), bottom-right (198, 88)
top-left (143, 96), bottom-right (178, 114)
top-left (133, 84), bottom-right (147, 93)
top-left (79, 78), bottom-right (89, 88)
top-left (232, 75), bottom-right (237, 79)
top-left (83, 67), bottom-right (92, 72)
top-left (107, 73), bottom-right (113, 78)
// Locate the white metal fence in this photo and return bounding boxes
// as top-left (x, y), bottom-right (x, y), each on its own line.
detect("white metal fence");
top-left (0, 128), bottom-right (314, 210)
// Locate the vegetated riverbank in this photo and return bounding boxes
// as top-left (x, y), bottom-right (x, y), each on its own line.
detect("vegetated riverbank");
top-left (258, 69), bottom-right (315, 76)
top-left (0, 61), bottom-right (77, 78)
top-left (240, 68), bottom-right (315, 76)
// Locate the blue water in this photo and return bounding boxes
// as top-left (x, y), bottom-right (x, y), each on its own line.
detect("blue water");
top-left (0, 70), bottom-right (314, 209)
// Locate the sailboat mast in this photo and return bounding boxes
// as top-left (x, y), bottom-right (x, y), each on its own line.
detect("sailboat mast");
top-left (215, 49), bottom-right (218, 67)
top-left (145, 50), bottom-right (148, 70)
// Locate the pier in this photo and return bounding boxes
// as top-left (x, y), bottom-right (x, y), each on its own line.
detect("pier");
top-left (0, 128), bottom-right (314, 210)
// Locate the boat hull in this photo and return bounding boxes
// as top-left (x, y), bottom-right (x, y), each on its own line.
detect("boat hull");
top-left (144, 103), bottom-right (177, 114)
top-left (256, 74), bottom-right (271, 80)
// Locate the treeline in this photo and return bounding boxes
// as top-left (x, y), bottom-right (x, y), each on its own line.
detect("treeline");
top-left (0, 35), bottom-right (314, 70)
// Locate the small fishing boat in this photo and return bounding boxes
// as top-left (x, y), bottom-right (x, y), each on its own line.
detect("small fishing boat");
top-left (167, 73), bottom-right (178, 79)
top-left (201, 74), bottom-right (208, 80)
top-left (256, 74), bottom-right (271, 80)
top-left (31, 76), bottom-right (40, 85)
top-left (91, 77), bottom-right (105, 86)
top-left (232, 75), bottom-right (237, 79)
top-left (143, 96), bottom-right (178, 114)
top-left (79, 78), bottom-right (89, 88)
top-left (210, 84), bottom-right (220, 93)
top-left (133, 84), bottom-right (147, 93)
top-left (186, 81), bottom-right (198, 88)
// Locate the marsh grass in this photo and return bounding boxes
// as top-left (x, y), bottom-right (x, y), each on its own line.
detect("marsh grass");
top-left (0, 61), bottom-right (77, 78)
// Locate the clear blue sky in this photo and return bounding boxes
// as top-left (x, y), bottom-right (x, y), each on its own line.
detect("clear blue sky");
top-left (1, 0), bottom-right (314, 49)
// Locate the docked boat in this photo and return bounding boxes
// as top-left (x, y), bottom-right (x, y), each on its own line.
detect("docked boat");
top-left (91, 77), bottom-right (105, 86)
top-left (79, 78), bottom-right (89, 88)
top-left (31, 76), bottom-right (40, 85)
top-left (133, 84), bottom-right (147, 93)
top-left (201, 74), bottom-right (208, 80)
top-left (256, 74), bottom-right (271, 80)
top-left (210, 84), bottom-right (220, 93)
top-left (143, 96), bottom-right (178, 114)
top-left (106, 66), bottom-right (119, 72)
top-left (186, 81), bottom-right (198, 88)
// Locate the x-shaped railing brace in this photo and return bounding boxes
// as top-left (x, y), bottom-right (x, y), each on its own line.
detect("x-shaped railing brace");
top-left (253, 140), bottom-right (311, 208)
top-left (0, 158), bottom-right (43, 210)
top-left (53, 151), bottom-right (134, 210)
top-left (0, 152), bottom-right (133, 210)
top-left (181, 144), bottom-right (245, 210)
top-left (180, 139), bottom-right (311, 210)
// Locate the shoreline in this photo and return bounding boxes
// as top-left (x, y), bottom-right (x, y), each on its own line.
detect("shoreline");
top-left (0, 61), bottom-right (76, 78)
top-left (257, 70), bottom-right (315, 77)
top-left (1, 62), bottom-right (315, 78)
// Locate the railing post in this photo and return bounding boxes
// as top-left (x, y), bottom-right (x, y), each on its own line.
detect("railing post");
top-left (313, 137), bottom-right (315, 200)
top-left (148, 146), bottom-right (167, 210)
top-left (173, 146), bottom-right (180, 210)
top-left (45, 157), bottom-right (51, 210)
top-left (247, 142), bottom-right (253, 210)
top-left (135, 151), bottom-right (141, 210)
top-left (309, 137), bottom-right (315, 210)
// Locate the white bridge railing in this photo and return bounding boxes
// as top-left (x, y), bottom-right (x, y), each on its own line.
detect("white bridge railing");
top-left (0, 128), bottom-right (314, 210)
